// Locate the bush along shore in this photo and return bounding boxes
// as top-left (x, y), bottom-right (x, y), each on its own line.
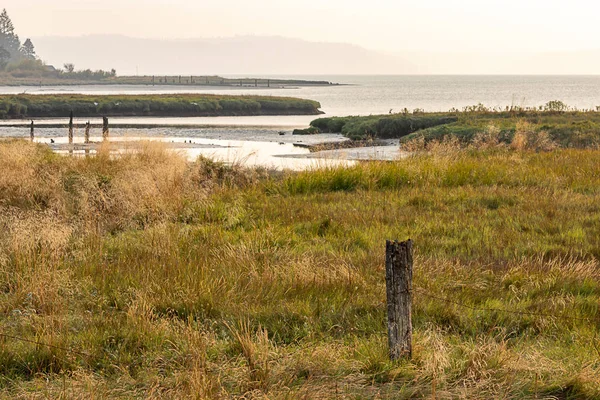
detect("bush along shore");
top-left (0, 94), bottom-right (323, 118)
top-left (305, 101), bottom-right (600, 148)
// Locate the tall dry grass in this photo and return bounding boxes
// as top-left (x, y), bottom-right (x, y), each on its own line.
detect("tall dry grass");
top-left (0, 139), bottom-right (598, 398)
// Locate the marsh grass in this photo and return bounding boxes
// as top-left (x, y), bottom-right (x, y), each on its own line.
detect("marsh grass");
top-left (313, 108), bottom-right (600, 149)
top-left (0, 94), bottom-right (322, 119)
top-left (0, 140), bottom-right (599, 398)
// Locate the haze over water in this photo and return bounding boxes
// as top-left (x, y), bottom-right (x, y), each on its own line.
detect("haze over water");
top-left (4, 75), bottom-right (600, 122)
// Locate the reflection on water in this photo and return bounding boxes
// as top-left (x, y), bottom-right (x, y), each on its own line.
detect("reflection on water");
top-left (41, 136), bottom-right (355, 171)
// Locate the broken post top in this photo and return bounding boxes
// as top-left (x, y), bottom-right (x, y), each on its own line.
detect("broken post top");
top-left (386, 239), bottom-right (413, 251)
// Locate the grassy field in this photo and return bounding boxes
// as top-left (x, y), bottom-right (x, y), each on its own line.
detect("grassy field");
top-left (308, 105), bottom-right (600, 149)
top-left (0, 94), bottom-right (322, 119)
top-left (0, 139), bottom-right (599, 398)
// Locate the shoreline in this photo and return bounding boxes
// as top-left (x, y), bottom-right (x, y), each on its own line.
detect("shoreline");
top-left (0, 76), bottom-right (343, 88)
top-left (2, 133), bottom-right (402, 164)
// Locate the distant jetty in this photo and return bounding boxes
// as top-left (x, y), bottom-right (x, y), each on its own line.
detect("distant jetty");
top-left (0, 74), bottom-right (341, 88)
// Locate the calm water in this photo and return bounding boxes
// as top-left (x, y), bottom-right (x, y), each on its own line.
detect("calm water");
top-left (3, 75), bottom-right (600, 169)
top-left (30, 135), bottom-right (353, 170)
top-left (2, 75), bottom-right (600, 118)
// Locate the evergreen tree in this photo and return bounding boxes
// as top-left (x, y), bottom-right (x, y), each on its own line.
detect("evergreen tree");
top-left (0, 45), bottom-right (10, 69)
top-left (20, 38), bottom-right (35, 59)
top-left (0, 9), bottom-right (15, 37)
top-left (0, 9), bottom-right (21, 59)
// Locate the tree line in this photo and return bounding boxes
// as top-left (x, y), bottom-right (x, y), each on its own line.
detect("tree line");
top-left (0, 9), bottom-right (36, 68)
top-left (0, 9), bottom-right (117, 80)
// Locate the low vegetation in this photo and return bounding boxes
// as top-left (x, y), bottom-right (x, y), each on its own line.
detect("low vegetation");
top-left (308, 102), bottom-right (600, 148)
top-left (310, 114), bottom-right (457, 140)
top-left (0, 139), bottom-right (598, 398)
top-left (0, 94), bottom-right (323, 119)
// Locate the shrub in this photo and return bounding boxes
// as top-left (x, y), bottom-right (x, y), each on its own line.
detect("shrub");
top-left (292, 127), bottom-right (320, 135)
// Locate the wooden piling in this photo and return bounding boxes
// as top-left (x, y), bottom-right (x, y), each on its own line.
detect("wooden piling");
top-left (102, 117), bottom-right (109, 141)
top-left (30, 121), bottom-right (34, 142)
top-left (68, 111), bottom-right (74, 144)
top-left (84, 121), bottom-right (91, 144)
top-left (385, 239), bottom-right (413, 360)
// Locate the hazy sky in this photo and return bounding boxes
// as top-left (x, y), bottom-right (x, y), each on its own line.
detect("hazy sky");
top-left (5, 0), bottom-right (600, 53)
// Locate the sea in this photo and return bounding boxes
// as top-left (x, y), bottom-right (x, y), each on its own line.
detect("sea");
top-left (2, 75), bottom-right (600, 118)
top-left (2, 75), bottom-right (599, 168)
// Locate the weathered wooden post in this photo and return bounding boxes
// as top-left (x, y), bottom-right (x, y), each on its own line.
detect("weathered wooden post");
top-left (267, 79), bottom-right (270, 88)
top-left (385, 239), bottom-right (413, 360)
top-left (102, 116), bottom-right (109, 141)
top-left (30, 121), bottom-right (34, 142)
top-left (255, 79), bottom-right (258, 87)
top-left (68, 111), bottom-right (74, 144)
top-left (84, 121), bottom-right (91, 144)
top-left (240, 79), bottom-right (243, 87)
top-left (152, 75), bottom-right (155, 86)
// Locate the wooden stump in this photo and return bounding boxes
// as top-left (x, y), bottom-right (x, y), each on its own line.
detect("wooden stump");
top-left (84, 121), bottom-right (91, 144)
top-left (102, 117), bottom-right (109, 141)
top-left (68, 111), bottom-right (74, 144)
top-left (385, 239), bottom-right (413, 360)
top-left (30, 121), bottom-right (34, 142)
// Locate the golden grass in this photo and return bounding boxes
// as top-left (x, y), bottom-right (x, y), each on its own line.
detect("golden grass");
top-left (0, 140), bottom-right (598, 398)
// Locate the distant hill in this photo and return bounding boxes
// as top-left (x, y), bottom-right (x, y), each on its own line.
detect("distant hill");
top-left (30, 34), bottom-right (600, 76)
top-left (32, 35), bottom-right (416, 76)
top-left (398, 50), bottom-right (600, 75)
